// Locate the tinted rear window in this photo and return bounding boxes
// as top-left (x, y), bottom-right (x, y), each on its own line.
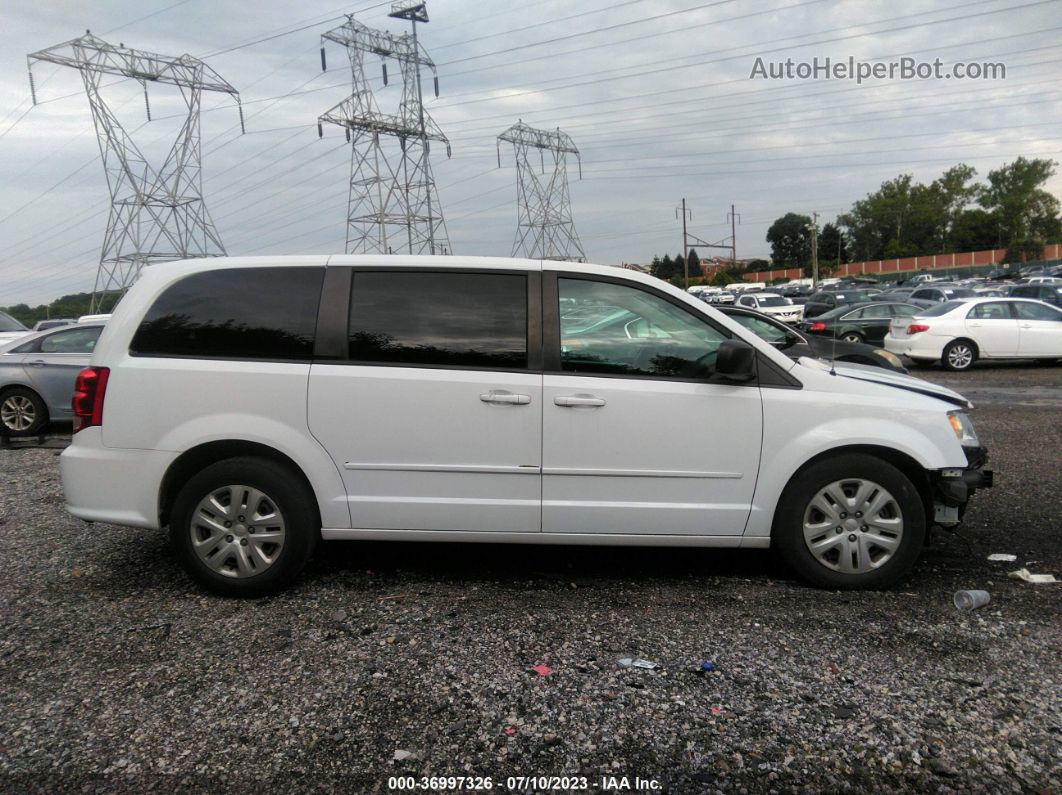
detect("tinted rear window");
top-left (130, 267), bottom-right (324, 360)
top-left (919, 300), bottom-right (966, 317)
top-left (347, 271), bottom-right (528, 369)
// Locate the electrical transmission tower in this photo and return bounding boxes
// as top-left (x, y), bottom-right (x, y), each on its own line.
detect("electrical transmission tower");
top-left (318, 2), bottom-right (451, 255)
top-left (27, 31), bottom-right (242, 311)
top-left (497, 121), bottom-right (585, 262)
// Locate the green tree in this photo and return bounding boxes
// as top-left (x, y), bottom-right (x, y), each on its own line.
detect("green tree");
top-left (765, 212), bottom-right (812, 267)
top-left (817, 222), bottom-right (848, 265)
top-left (950, 208), bottom-right (1000, 251)
top-left (686, 247), bottom-right (701, 279)
top-left (979, 157), bottom-right (1061, 247)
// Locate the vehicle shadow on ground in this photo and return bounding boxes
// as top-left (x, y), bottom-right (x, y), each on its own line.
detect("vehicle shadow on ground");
top-left (309, 539), bottom-right (787, 586)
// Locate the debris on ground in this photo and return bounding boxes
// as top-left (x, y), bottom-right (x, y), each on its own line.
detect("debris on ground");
top-left (987, 553), bottom-right (1017, 562)
top-left (618, 657), bottom-right (659, 669)
top-left (1008, 568), bottom-right (1058, 584)
top-left (393, 750), bottom-right (418, 761)
top-left (529, 664), bottom-right (552, 676)
top-left (953, 589), bottom-right (991, 610)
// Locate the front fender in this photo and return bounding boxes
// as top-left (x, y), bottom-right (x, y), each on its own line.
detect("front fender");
top-left (744, 388), bottom-right (966, 539)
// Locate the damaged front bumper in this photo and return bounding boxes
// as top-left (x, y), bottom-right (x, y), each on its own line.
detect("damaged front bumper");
top-left (931, 446), bottom-right (994, 526)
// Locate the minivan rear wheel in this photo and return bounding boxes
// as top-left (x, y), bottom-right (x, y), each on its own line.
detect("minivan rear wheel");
top-left (772, 454), bottom-right (925, 589)
top-left (170, 457), bottom-right (318, 597)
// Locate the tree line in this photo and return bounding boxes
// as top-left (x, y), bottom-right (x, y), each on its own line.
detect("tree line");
top-left (1, 291), bottom-right (121, 327)
top-left (764, 157), bottom-right (1061, 272)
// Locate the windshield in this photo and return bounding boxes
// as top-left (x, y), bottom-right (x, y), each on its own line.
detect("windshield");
top-left (0, 311), bottom-right (28, 332)
top-left (756, 296), bottom-right (790, 307)
top-left (729, 312), bottom-right (791, 345)
top-left (919, 300), bottom-right (967, 317)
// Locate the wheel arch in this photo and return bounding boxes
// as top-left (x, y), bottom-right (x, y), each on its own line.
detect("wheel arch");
top-left (158, 440), bottom-right (321, 529)
top-left (946, 336), bottom-right (980, 356)
top-left (770, 443), bottom-right (934, 538)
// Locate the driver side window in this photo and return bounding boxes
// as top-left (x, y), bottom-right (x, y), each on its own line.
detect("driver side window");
top-left (558, 278), bottom-right (728, 379)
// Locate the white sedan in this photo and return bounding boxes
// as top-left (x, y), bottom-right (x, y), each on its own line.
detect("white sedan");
top-left (735, 292), bottom-right (804, 323)
top-left (884, 297), bottom-right (1062, 370)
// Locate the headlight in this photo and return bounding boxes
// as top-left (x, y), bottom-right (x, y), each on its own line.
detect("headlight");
top-left (947, 411), bottom-right (979, 447)
top-left (873, 349), bottom-right (905, 370)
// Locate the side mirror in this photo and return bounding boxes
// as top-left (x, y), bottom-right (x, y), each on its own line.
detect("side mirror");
top-left (714, 339), bottom-right (756, 382)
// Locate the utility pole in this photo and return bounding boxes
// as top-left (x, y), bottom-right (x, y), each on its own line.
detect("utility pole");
top-left (809, 211), bottom-right (820, 290)
top-left (676, 198), bottom-right (691, 288)
top-left (27, 31), bottom-right (242, 311)
top-left (727, 204), bottom-right (740, 267)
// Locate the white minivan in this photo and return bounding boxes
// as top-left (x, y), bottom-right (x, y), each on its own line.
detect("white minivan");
top-left (60, 256), bottom-right (993, 596)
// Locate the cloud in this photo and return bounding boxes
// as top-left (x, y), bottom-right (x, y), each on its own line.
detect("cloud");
top-left (1, 0), bottom-right (1060, 303)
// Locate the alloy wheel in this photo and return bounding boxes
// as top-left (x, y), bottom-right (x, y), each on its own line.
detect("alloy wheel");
top-left (947, 344), bottom-right (974, 370)
top-left (1, 395), bottom-right (35, 432)
top-left (190, 485), bottom-right (287, 579)
top-left (802, 478), bottom-right (904, 574)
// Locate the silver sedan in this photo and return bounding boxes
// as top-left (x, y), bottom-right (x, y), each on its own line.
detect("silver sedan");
top-left (0, 323), bottom-right (104, 436)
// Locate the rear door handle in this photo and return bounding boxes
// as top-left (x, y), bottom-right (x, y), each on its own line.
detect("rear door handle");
top-left (29, 360), bottom-right (47, 367)
top-left (554, 395), bottom-right (606, 408)
top-left (1020, 323), bottom-right (1033, 328)
top-left (480, 390), bottom-right (531, 405)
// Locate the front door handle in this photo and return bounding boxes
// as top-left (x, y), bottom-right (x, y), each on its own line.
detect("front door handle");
top-left (480, 390), bottom-right (531, 405)
top-left (1020, 323), bottom-right (1033, 328)
top-left (554, 395), bottom-right (606, 408)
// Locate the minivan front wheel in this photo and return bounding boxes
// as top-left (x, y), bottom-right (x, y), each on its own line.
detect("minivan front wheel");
top-left (170, 457), bottom-right (318, 597)
top-left (773, 454), bottom-right (925, 589)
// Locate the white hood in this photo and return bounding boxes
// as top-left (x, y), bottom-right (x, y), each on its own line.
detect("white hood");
top-left (797, 357), bottom-right (972, 408)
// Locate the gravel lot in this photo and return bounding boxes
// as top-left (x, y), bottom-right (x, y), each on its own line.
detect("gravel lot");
top-left (1, 363), bottom-right (1059, 793)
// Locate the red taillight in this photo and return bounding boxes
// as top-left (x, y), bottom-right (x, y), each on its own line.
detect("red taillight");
top-left (908, 324), bottom-right (930, 334)
top-left (808, 322), bottom-right (826, 332)
top-left (72, 367), bottom-right (109, 433)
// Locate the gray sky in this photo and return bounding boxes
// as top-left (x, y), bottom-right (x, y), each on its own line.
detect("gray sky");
top-left (1, 0), bottom-right (1060, 304)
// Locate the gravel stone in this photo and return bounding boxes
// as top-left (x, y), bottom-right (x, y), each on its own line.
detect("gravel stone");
top-left (0, 364), bottom-right (1058, 791)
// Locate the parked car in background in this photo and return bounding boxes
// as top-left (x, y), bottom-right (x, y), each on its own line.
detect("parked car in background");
top-left (885, 298), bottom-right (1062, 370)
top-left (0, 311), bottom-right (32, 346)
top-left (779, 285), bottom-right (813, 305)
top-left (803, 289), bottom-right (879, 318)
top-left (907, 285), bottom-right (976, 309)
top-left (802, 301), bottom-right (920, 345)
top-left (900, 274), bottom-right (940, 287)
top-left (1009, 284), bottom-right (1062, 308)
top-left (0, 323), bottom-right (105, 435)
top-left (881, 287), bottom-right (915, 301)
top-left (32, 318), bottom-right (76, 332)
top-left (700, 290), bottom-right (735, 305)
top-left (1020, 276), bottom-right (1062, 286)
top-left (60, 255), bottom-right (992, 596)
top-left (733, 292), bottom-right (804, 323)
top-left (720, 305), bottom-right (907, 372)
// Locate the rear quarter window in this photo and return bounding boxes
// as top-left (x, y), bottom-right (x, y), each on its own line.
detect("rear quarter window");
top-left (130, 267), bottom-right (324, 360)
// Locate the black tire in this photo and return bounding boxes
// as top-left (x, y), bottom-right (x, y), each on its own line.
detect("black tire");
top-left (840, 331), bottom-right (864, 344)
top-left (942, 339), bottom-right (977, 371)
top-left (169, 457), bottom-right (319, 597)
top-left (0, 387), bottom-right (49, 437)
top-left (772, 453), bottom-right (926, 590)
